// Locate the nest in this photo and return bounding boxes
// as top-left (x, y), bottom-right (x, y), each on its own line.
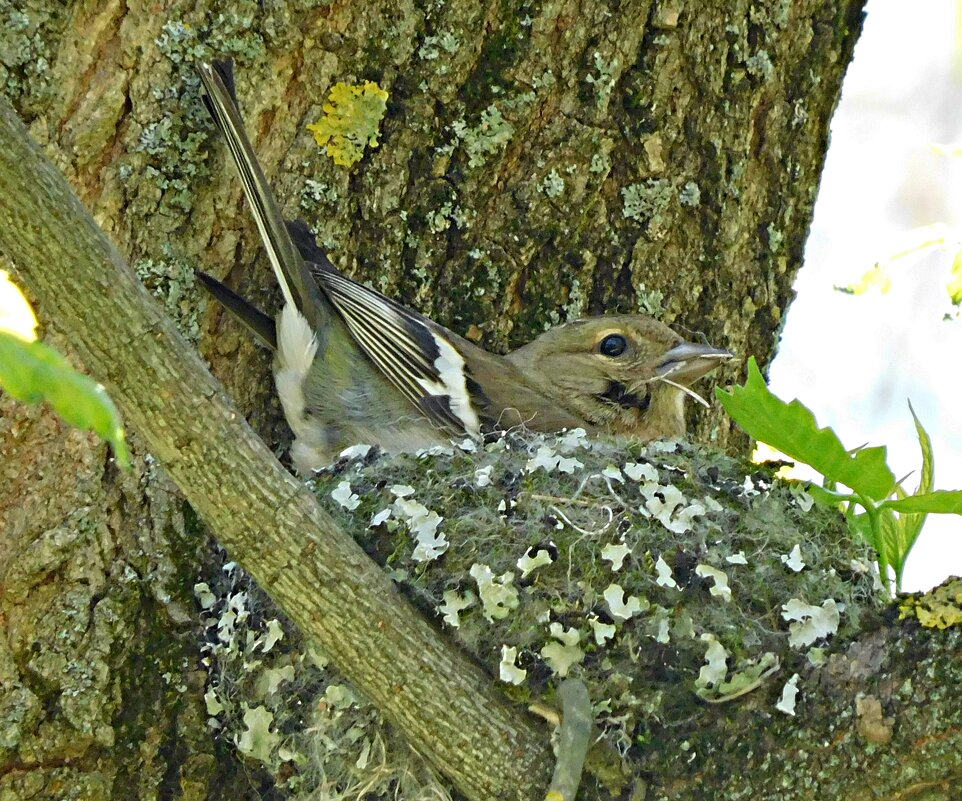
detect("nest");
top-left (195, 431), bottom-right (881, 800)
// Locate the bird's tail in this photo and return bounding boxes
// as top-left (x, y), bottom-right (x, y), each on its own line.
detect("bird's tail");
top-left (196, 60), bottom-right (329, 334)
top-left (195, 269), bottom-right (277, 350)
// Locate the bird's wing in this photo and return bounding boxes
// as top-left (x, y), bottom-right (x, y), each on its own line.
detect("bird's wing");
top-left (308, 264), bottom-right (485, 438)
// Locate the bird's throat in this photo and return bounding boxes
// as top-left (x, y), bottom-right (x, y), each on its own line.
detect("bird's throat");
top-left (595, 381), bottom-right (652, 412)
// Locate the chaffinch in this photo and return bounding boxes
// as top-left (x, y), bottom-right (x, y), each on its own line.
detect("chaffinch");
top-left (196, 61), bottom-right (731, 474)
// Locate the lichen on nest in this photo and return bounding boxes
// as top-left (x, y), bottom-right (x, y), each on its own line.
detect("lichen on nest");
top-left (196, 429), bottom-right (883, 799)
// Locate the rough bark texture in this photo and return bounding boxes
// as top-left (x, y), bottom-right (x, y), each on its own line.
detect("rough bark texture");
top-left (0, 398), bottom-right (248, 801)
top-left (0, 96), bottom-right (556, 801)
top-left (5, 0), bottom-right (864, 445)
top-left (0, 1), bottom-right (892, 800)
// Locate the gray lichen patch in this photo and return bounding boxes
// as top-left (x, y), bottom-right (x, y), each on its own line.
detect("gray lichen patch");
top-left (195, 560), bottom-right (452, 801)
top-left (0, 388), bottom-right (229, 800)
top-left (199, 431), bottom-right (882, 799)
top-left (0, 0), bottom-right (70, 119)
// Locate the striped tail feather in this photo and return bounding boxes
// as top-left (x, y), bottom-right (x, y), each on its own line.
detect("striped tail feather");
top-left (198, 62), bottom-right (484, 442)
top-left (196, 60), bottom-right (329, 335)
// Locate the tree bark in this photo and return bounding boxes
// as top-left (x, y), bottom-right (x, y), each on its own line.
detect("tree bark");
top-left (0, 396), bottom-right (246, 801)
top-left (0, 2), bottom-right (917, 800)
top-left (0, 95), bottom-right (554, 801)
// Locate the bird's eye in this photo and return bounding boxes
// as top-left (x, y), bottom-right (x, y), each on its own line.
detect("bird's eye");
top-left (599, 334), bottom-right (627, 357)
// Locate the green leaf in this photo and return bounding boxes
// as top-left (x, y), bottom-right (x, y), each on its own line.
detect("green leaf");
top-left (881, 490), bottom-right (962, 515)
top-left (848, 510), bottom-right (881, 553)
top-left (893, 402), bottom-right (933, 567)
top-left (877, 506), bottom-right (903, 585)
top-left (835, 224), bottom-right (950, 298)
top-left (848, 507), bottom-right (895, 593)
top-left (0, 331), bottom-right (130, 468)
top-left (910, 401), bottom-right (935, 497)
top-left (716, 358), bottom-right (896, 499)
top-left (835, 263), bottom-right (892, 296)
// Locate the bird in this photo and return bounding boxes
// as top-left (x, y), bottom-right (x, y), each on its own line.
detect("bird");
top-left (195, 60), bottom-right (732, 475)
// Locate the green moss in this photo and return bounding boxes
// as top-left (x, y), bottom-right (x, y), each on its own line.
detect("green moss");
top-left (679, 182), bottom-right (701, 208)
top-left (633, 282), bottom-right (665, 316)
top-left (590, 151), bottom-right (612, 175)
top-left (299, 179), bottom-right (339, 213)
top-left (203, 433), bottom-right (882, 799)
top-left (458, 9), bottom-right (529, 112)
top-left (622, 179), bottom-right (676, 241)
top-left (418, 31), bottom-right (461, 61)
top-left (140, 17), bottom-right (264, 215)
top-left (585, 52), bottom-right (619, 110)
top-left (767, 223), bottom-right (784, 252)
top-left (450, 104), bottom-right (515, 169)
top-left (540, 169), bottom-right (565, 198)
top-left (745, 50), bottom-right (775, 81)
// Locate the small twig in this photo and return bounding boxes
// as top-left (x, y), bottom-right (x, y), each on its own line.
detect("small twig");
top-left (551, 505), bottom-right (614, 537)
top-left (696, 661), bottom-right (781, 705)
top-left (656, 376), bottom-right (710, 407)
top-left (528, 493), bottom-right (597, 508)
top-left (544, 679), bottom-right (593, 801)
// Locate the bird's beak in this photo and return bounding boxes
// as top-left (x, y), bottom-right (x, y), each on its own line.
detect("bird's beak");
top-left (655, 342), bottom-right (733, 384)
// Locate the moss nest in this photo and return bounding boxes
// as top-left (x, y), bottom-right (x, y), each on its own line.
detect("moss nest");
top-left (197, 431), bottom-right (883, 799)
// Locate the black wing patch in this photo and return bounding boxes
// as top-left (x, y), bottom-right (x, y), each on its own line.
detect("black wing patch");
top-left (286, 219), bottom-right (339, 272)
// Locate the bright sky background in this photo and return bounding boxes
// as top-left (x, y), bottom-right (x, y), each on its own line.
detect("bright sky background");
top-left (770, 0), bottom-right (962, 592)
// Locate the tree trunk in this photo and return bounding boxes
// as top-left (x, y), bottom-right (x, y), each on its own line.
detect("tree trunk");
top-left (7, 2), bottom-right (940, 801)
top-left (0, 395), bottom-right (253, 800)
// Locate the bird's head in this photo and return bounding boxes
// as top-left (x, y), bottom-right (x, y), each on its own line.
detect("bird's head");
top-left (507, 315), bottom-right (732, 438)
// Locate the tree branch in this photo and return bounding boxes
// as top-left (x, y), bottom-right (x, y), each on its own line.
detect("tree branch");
top-left (0, 95), bottom-right (552, 801)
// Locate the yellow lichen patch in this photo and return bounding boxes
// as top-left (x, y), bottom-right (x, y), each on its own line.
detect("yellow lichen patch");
top-left (307, 81), bottom-right (389, 168)
top-left (899, 577), bottom-right (962, 629)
